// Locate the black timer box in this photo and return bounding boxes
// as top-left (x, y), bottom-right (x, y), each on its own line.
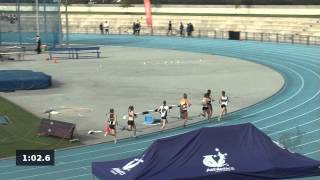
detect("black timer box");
top-left (16, 150), bottom-right (55, 166)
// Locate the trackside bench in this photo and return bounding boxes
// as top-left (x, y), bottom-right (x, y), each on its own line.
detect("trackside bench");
top-left (48, 46), bottom-right (101, 60)
top-left (73, 47), bottom-right (101, 59)
top-left (48, 47), bottom-right (74, 60)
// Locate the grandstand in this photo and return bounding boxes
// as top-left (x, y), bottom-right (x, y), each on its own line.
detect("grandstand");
top-left (1, 2), bottom-right (319, 45)
top-left (56, 4), bottom-right (320, 45)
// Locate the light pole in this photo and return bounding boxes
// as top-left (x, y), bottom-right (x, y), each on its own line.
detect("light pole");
top-left (65, 0), bottom-right (69, 45)
top-left (36, 0), bottom-right (40, 35)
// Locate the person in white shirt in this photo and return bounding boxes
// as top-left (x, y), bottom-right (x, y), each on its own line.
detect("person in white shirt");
top-left (103, 21), bottom-right (109, 34)
top-left (219, 90), bottom-right (229, 121)
top-left (158, 100), bottom-right (169, 130)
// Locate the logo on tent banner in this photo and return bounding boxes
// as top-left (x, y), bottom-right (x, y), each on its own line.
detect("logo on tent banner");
top-left (110, 155), bottom-right (144, 176)
top-left (202, 148), bottom-right (235, 173)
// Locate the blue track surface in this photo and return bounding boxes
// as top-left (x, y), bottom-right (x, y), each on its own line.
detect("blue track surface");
top-left (0, 35), bottom-right (319, 180)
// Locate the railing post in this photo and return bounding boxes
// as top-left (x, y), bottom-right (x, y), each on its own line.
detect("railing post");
top-left (260, 33), bottom-right (263, 42)
top-left (276, 34), bottom-right (279, 43)
top-left (245, 32), bottom-right (248, 40)
top-left (307, 36), bottom-right (310, 45)
top-left (214, 30), bottom-right (216, 39)
top-left (198, 29), bottom-right (201, 38)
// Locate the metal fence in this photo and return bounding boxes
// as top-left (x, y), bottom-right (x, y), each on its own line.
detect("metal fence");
top-left (0, 0), bottom-right (62, 46)
top-left (68, 25), bottom-right (320, 46)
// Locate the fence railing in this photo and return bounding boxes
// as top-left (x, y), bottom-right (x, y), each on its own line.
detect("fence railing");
top-left (63, 26), bottom-right (320, 46)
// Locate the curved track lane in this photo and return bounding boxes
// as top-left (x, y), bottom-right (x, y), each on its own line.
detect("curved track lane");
top-left (0, 36), bottom-right (319, 180)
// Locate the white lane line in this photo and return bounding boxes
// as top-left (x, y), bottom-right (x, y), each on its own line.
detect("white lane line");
top-left (57, 173), bottom-right (91, 180)
top-left (261, 106), bottom-right (320, 130)
top-left (304, 149), bottom-right (320, 156)
top-left (253, 59), bottom-right (320, 127)
top-left (268, 116), bottom-right (320, 136)
top-left (242, 63), bottom-right (304, 120)
top-left (4, 148), bottom-right (145, 176)
top-left (9, 166), bottom-right (90, 180)
top-left (296, 139), bottom-right (320, 148)
top-left (287, 129), bottom-right (320, 141)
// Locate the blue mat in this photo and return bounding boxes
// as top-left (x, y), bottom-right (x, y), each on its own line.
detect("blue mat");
top-left (0, 70), bottom-right (52, 92)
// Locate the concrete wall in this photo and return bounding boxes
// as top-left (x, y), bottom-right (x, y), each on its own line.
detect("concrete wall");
top-left (1, 4), bottom-right (320, 37)
top-left (63, 5), bottom-right (320, 16)
top-left (1, 4), bottom-right (320, 16)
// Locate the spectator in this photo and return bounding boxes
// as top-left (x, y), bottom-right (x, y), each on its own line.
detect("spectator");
top-left (179, 22), bottom-right (184, 37)
top-left (167, 21), bottom-right (172, 36)
top-left (190, 23), bottom-right (194, 36)
top-left (99, 22), bottom-right (104, 34)
top-left (135, 20), bottom-right (141, 35)
top-left (187, 23), bottom-right (194, 37)
top-left (35, 34), bottom-right (41, 54)
top-left (103, 21), bottom-right (109, 35)
top-left (132, 22), bottom-right (136, 35)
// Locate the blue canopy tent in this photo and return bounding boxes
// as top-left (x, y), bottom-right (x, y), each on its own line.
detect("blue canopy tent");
top-left (92, 123), bottom-right (320, 180)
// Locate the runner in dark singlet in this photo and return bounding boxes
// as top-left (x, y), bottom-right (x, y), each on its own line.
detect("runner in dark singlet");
top-left (207, 89), bottom-right (214, 120)
top-left (201, 93), bottom-right (210, 119)
top-left (127, 105), bottom-right (137, 137)
top-left (106, 108), bottom-right (118, 144)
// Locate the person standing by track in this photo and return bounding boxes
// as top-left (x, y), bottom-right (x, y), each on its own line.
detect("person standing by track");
top-left (167, 21), bottom-right (173, 36)
top-left (35, 34), bottom-right (41, 54)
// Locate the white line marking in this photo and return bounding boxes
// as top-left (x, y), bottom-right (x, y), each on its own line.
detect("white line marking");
top-left (296, 139), bottom-right (320, 148)
top-left (261, 106), bottom-right (320, 130)
top-left (4, 148), bottom-right (145, 176)
top-left (259, 60), bottom-right (320, 129)
top-left (304, 149), bottom-right (320, 156)
top-left (268, 116), bottom-right (320, 136)
top-left (10, 167), bottom-right (89, 180)
top-left (57, 173), bottom-right (91, 180)
top-left (287, 129), bottom-right (320, 141)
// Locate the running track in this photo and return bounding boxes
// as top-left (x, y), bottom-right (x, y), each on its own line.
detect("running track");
top-left (0, 35), bottom-right (319, 180)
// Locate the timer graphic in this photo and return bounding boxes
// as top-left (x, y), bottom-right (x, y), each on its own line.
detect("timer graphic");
top-left (16, 150), bottom-right (55, 166)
